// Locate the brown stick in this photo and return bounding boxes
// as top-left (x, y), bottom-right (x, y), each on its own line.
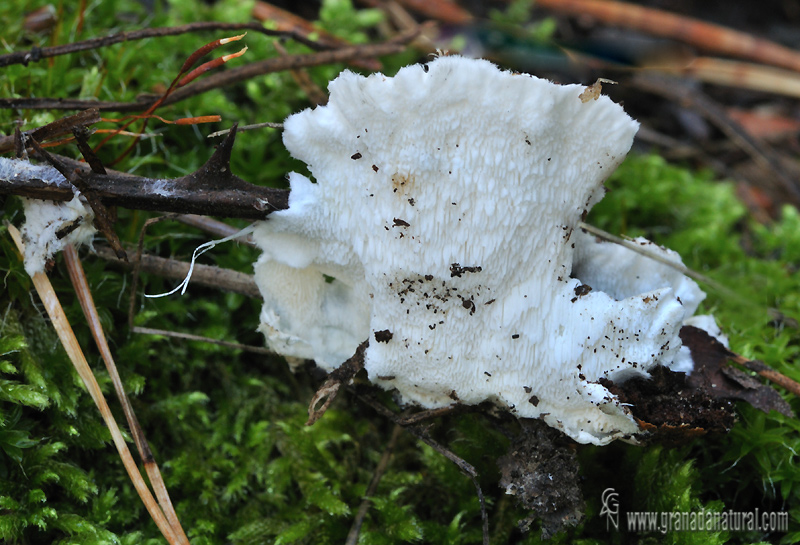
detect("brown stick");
top-left (729, 354), bottom-right (800, 398)
top-left (94, 245), bottom-right (261, 299)
top-left (0, 109), bottom-right (101, 154)
top-left (632, 75), bottom-right (800, 205)
top-left (535, 0), bottom-right (800, 73)
top-left (0, 21), bottom-right (326, 68)
top-left (253, 1), bottom-right (382, 71)
top-left (307, 342), bottom-right (368, 425)
top-left (0, 30), bottom-right (419, 112)
top-left (132, 326), bottom-right (274, 355)
top-left (175, 214), bottom-right (256, 246)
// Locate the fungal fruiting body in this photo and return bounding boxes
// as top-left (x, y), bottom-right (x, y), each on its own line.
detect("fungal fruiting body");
top-left (0, 157), bottom-right (96, 276)
top-left (253, 56), bottom-right (715, 445)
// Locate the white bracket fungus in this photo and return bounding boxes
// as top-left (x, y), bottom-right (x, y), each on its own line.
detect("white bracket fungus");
top-left (253, 56), bottom-right (714, 445)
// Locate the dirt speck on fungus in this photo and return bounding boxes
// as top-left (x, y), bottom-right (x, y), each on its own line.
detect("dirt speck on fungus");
top-left (450, 263), bottom-right (482, 277)
top-left (373, 329), bottom-right (393, 343)
top-left (498, 419), bottom-right (584, 539)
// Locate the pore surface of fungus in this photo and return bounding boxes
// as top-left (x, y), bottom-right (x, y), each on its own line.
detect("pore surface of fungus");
top-left (253, 56), bottom-right (708, 445)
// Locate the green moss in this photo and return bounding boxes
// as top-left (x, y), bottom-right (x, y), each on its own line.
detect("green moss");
top-left (2, 0), bottom-right (799, 543)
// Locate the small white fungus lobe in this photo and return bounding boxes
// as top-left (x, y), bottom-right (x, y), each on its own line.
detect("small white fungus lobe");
top-left (253, 56), bottom-right (712, 445)
top-left (0, 157), bottom-right (96, 276)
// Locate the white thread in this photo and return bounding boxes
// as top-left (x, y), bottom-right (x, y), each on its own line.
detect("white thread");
top-left (145, 223), bottom-right (257, 298)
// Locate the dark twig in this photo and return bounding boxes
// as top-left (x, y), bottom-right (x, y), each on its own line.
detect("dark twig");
top-left (0, 29), bottom-right (420, 112)
top-left (128, 216), bottom-right (177, 330)
top-left (207, 122), bottom-right (283, 139)
top-left (0, 21), bottom-right (326, 68)
top-left (1, 128), bottom-right (290, 220)
top-left (0, 109), bottom-right (101, 154)
top-left (358, 393), bottom-right (490, 545)
top-left (345, 424), bottom-right (403, 545)
top-left (71, 126), bottom-right (106, 175)
top-left (93, 246), bottom-right (261, 319)
top-left (26, 135), bottom-right (127, 260)
top-left (174, 214), bottom-right (256, 247)
top-left (396, 404), bottom-right (464, 426)
top-left (132, 326), bottom-right (275, 356)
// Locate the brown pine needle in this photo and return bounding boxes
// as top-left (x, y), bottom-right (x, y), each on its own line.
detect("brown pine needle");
top-left (63, 245), bottom-right (191, 545)
top-left (6, 224), bottom-right (183, 545)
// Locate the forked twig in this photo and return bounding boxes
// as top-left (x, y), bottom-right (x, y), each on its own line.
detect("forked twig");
top-left (63, 245), bottom-right (191, 545)
top-left (307, 342), bottom-right (367, 425)
top-left (5, 224), bottom-right (184, 545)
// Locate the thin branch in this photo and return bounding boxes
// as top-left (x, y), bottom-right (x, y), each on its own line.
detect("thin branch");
top-left (633, 75), bottom-right (800, 205)
top-left (174, 214), bottom-right (257, 246)
top-left (307, 342), bottom-right (368, 425)
top-left (578, 221), bottom-right (744, 301)
top-left (0, 29), bottom-right (420, 112)
top-left (345, 424), bottom-right (403, 545)
top-left (396, 404), bottom-right (464, 426)
top-left (534, 0), bottom-right (800, 73)
top-left (207, 122), bottom-right (283, 139)
top-left (128, 216), bottom-right (178, 329)
top-left (0, 21), bottom-right (327, 68)
top-left (132, 326), bottom-right (275, 356)
top-left (729, 354), bottom-right (800, 398)
top-left (93, 245), bottom-right (261, 300)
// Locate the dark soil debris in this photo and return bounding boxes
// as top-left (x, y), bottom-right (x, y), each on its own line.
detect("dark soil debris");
top-left (450, 262), bottom-right (482, 277)
top-left (498, 419), bottom-right (584, 539)
top-left (600, 363), bottom-right (736, 444)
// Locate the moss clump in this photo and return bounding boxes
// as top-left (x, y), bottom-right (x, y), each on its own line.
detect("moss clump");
top-left (1, 0), bottom-right (799, 543)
